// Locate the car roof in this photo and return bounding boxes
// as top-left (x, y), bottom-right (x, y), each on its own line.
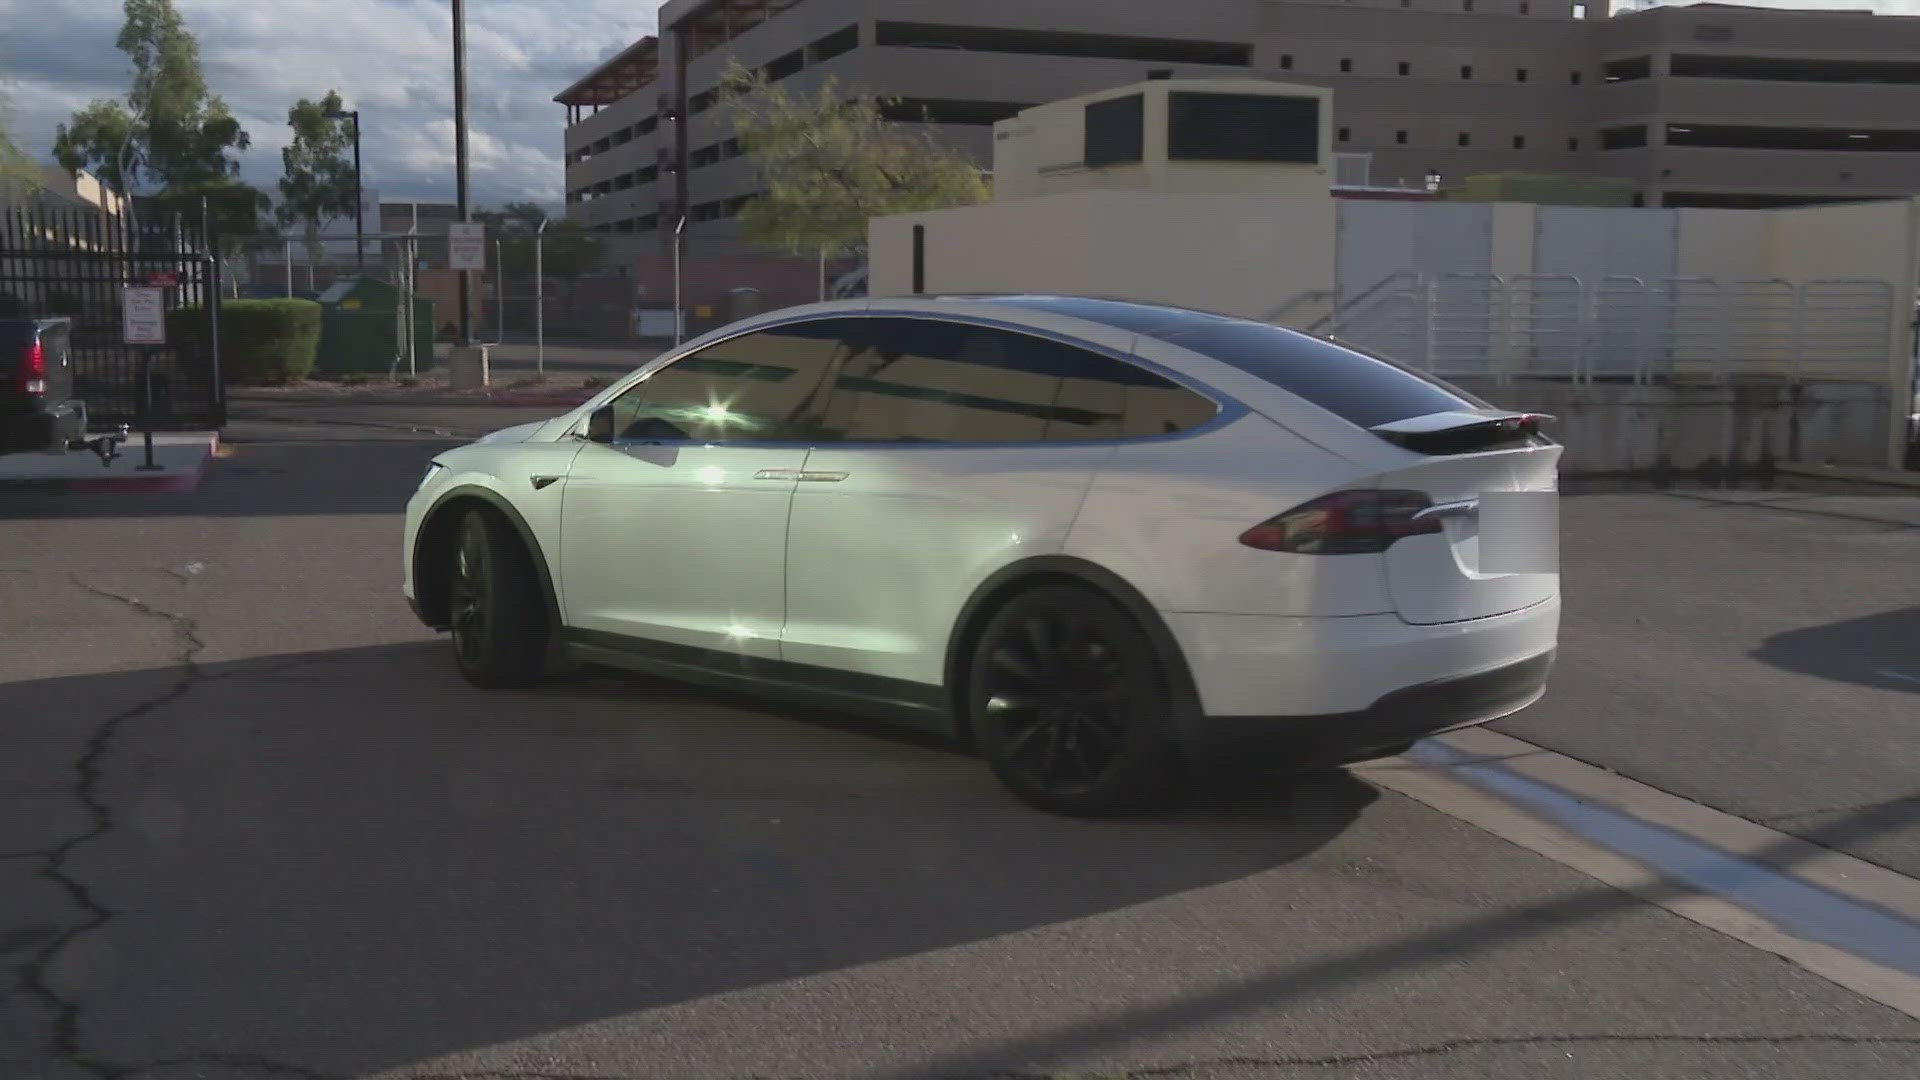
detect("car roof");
top-left (930, 293), bottom-right (1246, 336)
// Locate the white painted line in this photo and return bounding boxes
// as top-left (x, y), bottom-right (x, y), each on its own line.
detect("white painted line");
top-left (1359, 727), bottom-right (1920, 1020)
top-left (1873, 669), bottom-right (1920, 687)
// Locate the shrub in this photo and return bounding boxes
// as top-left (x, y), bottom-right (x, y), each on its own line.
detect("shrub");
top-left (166, 299), bottom-right (322, 385)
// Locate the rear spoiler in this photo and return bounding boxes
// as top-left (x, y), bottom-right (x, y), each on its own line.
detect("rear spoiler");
top-left (1370, 410), bottom-right (1554, 455)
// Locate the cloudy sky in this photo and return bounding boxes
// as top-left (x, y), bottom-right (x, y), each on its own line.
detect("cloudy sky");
top-left (1, 0), bottom-right (665, 208)
top-left (3, 0), bottom-right (1918, 210)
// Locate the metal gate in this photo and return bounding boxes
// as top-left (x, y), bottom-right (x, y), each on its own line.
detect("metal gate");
top-left (0, 206), bottom-right (224, 428)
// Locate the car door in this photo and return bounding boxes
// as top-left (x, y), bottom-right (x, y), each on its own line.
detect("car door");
top-left (781, 314), bottom-right (1210, 690)
top-left (558, 317), bottom-right (855, 661)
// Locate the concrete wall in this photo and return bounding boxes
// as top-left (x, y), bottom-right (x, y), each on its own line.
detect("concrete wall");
top-left (872, 190), bottom-right (1336, 322)
top-left (1463, 377), bottom-right (1893, 476)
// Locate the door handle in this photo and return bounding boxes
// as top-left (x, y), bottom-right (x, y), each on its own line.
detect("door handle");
top-left (797, 471), bottom-right (848, 483)
top-left (753, 468), bottom-right (800, 481)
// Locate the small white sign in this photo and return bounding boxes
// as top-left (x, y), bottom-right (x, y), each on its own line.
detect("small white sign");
top-left (122, 286), bottom-right (166, 345)
top-left (448, 221), bottom-right (486, 270)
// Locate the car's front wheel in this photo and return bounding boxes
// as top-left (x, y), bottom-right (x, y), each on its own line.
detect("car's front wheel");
top-left (968, 586), bottom-right (1180, 815)
top-left (447, 507), bottom-right (549, 689)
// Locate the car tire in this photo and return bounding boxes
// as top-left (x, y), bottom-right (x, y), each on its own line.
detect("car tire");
top-left (967, 585), bottom-right (1181, 816)
top-left (447, 507), bottom-right (549, 689)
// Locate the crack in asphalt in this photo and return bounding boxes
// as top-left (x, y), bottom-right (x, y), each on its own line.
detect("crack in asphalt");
top-left (11, 576), bottom-right (208, 1080)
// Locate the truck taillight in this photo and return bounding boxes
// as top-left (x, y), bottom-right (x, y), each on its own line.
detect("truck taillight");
top-left (20, 340), bottom-right (46, 395)
top-left (1239, 490), bottom-right (1442, 555)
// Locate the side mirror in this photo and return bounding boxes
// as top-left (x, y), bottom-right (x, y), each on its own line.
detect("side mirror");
top-left (586, 405), bottom-right (616, 444)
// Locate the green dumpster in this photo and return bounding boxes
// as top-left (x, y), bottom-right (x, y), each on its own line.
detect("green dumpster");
top-left (314, 277), bottom-right (436, 375)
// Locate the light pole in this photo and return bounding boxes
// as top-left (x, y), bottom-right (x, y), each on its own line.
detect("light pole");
top-left (322, 107), bottom-right (364, 270)
top-left (535, 216), bottom-right (548, 375)
top-left (673, 214), bottom-right (688, 346)
top-left (451, 0), bottom-right (473, 347)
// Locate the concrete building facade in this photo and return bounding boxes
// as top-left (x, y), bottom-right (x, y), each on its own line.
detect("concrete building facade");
top-left (556, 0), bottom-right (1920, 248)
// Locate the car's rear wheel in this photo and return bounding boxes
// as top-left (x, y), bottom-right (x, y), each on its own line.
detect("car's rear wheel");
top-left (968, 586), bottom-right (1180, 815)
top-left (447, 507), bottom-right (549, 689)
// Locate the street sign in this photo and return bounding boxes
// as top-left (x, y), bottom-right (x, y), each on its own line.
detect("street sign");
top-left (448, 222), bottom-right (486, 270)
top-left (122, 286), bottom-right (166, 345)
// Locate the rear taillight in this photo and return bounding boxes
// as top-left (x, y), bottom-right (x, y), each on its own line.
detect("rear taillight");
top-left (1239, 489), bottom-right (1442, 555)
top-left (20, 340), bottom-right (46, 395)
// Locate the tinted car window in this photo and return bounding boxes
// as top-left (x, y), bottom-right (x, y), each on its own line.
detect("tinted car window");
top-left (817, 317), bottom-right (1217, 444)
top-left (607, 319), bottom-right (853, 443)
top-left (1146, 320), bottom-right (1474, 429)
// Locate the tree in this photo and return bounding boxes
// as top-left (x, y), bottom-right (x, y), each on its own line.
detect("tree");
top-left (717, 61), bottom-right (989, 262)
top-left (52, 0), bottom-right (251, 210)
top-left (475, 205), bottom-right (602, 316)
top-left (1, 87), bottom-right (42, 200)
top-left (277, 92), bottom-right (358, 262)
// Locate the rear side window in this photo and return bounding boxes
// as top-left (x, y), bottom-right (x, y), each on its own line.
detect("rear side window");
top-left (1146, 321), bottom-right (1474, 429)
top-left (817, 317), bottom-right (1217, 444)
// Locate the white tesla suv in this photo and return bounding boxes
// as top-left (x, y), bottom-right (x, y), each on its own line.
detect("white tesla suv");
top-left (403, 296), bottom-right (1560, 815)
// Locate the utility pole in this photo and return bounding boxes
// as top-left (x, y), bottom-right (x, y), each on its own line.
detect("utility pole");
top-left (535, 216), bottom-right (548, 375)
top-left (451, 0), bottom-right (473, 347)
top-left (673, 215), bottom-right (688, 346)
top-left (322, 107), bottom-right (364, 269)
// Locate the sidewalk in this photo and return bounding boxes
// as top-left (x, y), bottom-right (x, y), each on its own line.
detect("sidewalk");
top-left (0, 432), bottom-right (218, 492)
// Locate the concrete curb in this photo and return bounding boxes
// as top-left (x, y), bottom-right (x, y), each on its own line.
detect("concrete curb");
top-left (0, 432), bottom-right (218, 494)
top-left (484, 390), bottom-right (596, 408)
top-left (1777, 461), bottom-right (1920, 491)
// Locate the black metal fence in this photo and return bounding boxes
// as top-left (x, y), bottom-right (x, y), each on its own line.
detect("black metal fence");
top-left (0, 205), bottom-right (224, 428)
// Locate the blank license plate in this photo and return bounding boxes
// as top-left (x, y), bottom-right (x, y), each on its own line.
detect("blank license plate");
top-left (1478, 490), bottom-right (1559, 574)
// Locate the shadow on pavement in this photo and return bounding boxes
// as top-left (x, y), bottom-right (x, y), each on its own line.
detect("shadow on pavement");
top-left (2, 641), bottom-right (1373, 1078)
top-left (1751, 607), bottom-right (1920, 695)
top-left (851, 790), bottom-right (1920, 1080)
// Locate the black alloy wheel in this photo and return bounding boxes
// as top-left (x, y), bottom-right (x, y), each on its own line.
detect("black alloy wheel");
top-left (969, 586), bottom-right (1178, 815)
top-left (446, 508), bottom-right (549, 689)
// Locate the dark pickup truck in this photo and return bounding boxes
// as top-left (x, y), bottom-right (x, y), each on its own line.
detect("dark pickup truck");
top-left (0, 318), bottom-right (124, 462)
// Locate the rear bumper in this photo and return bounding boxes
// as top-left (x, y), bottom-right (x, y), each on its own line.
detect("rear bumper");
top-left (1165, 595), bottom-right (1558, 771)
top-left (1177, 649), bottom-right (1554, 772)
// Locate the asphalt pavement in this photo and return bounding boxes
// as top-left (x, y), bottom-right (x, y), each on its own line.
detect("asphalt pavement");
top-left (3, 402), bottom-right (1920, 1080)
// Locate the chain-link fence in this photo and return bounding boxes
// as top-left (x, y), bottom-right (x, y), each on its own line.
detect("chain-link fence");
top-left (224, 231), bottom-right (868, 381)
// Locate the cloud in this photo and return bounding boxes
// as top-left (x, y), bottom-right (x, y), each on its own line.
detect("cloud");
top-left (2, 0), bottom-right (662, 206)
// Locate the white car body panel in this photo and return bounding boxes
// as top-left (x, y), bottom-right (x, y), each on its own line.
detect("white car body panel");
top-left (783, 442), bottom-right (1112, 685)
top-left (402, 441), bottom-right (582, 608)
top-left (1168, 596), bottom-right (1560, 718)
top-left (1064, 411), bottom-right (1395, 617)
top-left (560, 441), bottom-right (804, 656)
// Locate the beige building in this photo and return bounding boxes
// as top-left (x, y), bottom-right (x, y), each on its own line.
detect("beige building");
top-left (556, 0), bottom-right (1920, 248)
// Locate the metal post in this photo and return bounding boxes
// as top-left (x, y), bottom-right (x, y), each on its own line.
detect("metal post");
top-left (407, 224), bottom-right (420, 376)
top-left (350, 113), bottom-right (364, 270)
top-left (495, 238), bottom-right (504, 344)
top-left (535, 216), bottom-right (548, 375)
top-left (673, 214), bottom-right (688, 345)
top-left (284, 239), bottom-right (293, 297)
top-left (136, 351), bottom-right (160, 470)
top-left (451, 0), bottom-right (473, 347)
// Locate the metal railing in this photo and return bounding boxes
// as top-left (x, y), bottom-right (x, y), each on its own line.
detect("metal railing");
top-left (1316, 272), bottom-right (1897, 385)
